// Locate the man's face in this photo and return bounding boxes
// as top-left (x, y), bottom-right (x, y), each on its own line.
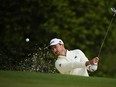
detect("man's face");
top-left (50, 44), bottom-right (64, 56)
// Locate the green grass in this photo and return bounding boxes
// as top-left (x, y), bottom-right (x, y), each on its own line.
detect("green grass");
top-left (0, 71), bottom-right (116, 87)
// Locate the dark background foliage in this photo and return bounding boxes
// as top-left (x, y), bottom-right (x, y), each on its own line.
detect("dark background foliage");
top-left (0, 0), bottom-right (116, 78)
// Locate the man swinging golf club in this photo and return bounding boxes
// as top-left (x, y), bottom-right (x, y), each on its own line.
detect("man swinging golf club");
top-left (49, 38), bottom-right (99, 77)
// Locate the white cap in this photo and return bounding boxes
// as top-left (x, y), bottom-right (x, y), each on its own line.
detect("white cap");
top-left (49, 38), bottom-right (64, 46)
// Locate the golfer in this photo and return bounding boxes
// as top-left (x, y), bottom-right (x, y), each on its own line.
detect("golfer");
top-left (49, 38), bottom-right (99, 77)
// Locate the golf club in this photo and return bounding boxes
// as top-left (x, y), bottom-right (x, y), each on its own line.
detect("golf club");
top-left (98, 7), bottom-right (116, 58)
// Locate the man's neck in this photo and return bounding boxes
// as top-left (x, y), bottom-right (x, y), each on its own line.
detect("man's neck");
top-left (60, 49), bottom-right (67, 56)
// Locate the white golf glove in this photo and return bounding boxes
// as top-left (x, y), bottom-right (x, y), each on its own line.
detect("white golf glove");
top-left (87, 63), bottom-right (98, 72)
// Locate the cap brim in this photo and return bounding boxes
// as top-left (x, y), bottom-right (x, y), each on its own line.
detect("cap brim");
top-left (48, 46), bottom-right (51, 49)
top-left (48, 43), bottom-right (58, 50)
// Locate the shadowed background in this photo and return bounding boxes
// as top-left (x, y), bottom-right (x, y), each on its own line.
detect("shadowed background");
top-left (0, 0), bottom-right (116, 78)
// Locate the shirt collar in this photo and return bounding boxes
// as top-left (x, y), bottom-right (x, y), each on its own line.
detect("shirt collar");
top-left (66, 50), bottom-right (69, 57)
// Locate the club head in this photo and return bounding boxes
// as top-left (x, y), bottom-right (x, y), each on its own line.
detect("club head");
top-left (111, 8), bottom-right (116, 13)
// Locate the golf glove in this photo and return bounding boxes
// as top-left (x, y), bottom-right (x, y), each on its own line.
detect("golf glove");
top-left (87, 63), bottom-right (98, 72)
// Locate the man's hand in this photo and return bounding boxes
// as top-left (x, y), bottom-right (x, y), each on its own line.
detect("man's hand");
top-left (85, 57), bottom-right (99, 66)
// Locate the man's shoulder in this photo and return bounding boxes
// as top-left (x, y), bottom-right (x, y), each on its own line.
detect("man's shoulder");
top-left (55, 56), bottom-right (67, 65)
top-left (69, 49), bottom-right (82, 53)
top-left (68, 49), bottom-right (85, 56)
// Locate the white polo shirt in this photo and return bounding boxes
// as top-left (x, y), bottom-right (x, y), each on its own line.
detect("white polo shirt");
top-left (55, 49), bottom-right (89, 76)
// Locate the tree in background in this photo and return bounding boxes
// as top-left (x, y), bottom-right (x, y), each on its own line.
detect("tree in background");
top-left (0, 0), bottom-right (116, 77)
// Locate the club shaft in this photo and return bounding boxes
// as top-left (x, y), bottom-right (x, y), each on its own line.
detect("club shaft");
top-left (98, 12), bottom-right (116, 58)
